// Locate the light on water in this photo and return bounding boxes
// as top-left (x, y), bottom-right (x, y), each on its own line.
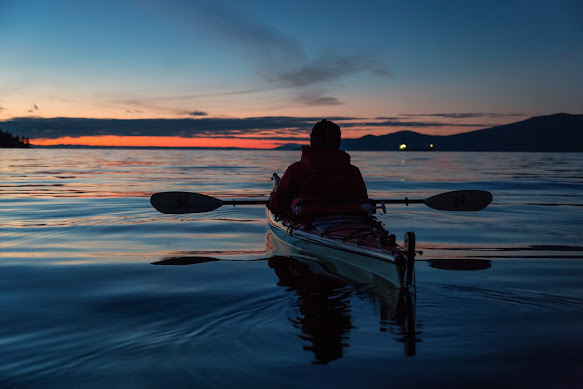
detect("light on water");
top-left (1, 149), bottom-right (583, 388)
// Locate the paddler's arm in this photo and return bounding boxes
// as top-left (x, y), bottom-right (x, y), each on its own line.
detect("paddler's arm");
top-left (350, 165), bottom-right (369, 200)
top-left (268, 163), bottom-right (300, 216)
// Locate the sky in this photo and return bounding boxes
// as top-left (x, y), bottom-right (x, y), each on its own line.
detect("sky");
top-left (1, 0), bottom-right (582, 148)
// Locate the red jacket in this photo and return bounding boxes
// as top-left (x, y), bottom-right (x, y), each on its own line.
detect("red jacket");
top-left (268, 146), bottom-right (368, 216)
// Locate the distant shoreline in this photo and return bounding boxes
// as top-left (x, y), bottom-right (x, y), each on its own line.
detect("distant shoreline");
top-left (3, 113), bottom-right (582, 152)
top-left (21, 145), bottom-right (583, 152)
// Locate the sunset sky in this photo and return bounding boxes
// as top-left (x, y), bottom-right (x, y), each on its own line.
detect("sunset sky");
top-left (1, 0), bottom-right (582, 148)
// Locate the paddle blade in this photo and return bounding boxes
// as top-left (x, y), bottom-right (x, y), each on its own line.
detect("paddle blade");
top-left (424, 190), bottom-right (492, 211)
top-left (150, 192), bottom-right (224, 214)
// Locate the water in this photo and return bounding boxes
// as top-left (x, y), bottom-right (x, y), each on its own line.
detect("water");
top-left (1, 149), bottom-right (582, 388)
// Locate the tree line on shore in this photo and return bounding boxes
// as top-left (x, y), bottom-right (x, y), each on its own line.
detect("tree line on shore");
top-left (0, 128), bottom-right (31, 148)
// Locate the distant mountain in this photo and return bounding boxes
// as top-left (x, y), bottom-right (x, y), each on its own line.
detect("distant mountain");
top-left (341, 131), bottom-right (433, 151)
top-left (274, 143), bottom-right (304, 150)
top-left (341, 114), bottom-right (583, 152)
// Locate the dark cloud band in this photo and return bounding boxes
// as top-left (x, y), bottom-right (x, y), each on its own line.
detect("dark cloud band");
top-left (399, 113), bottom-right (526, 119)
top-left (1, 116), bottom-right (493, 140)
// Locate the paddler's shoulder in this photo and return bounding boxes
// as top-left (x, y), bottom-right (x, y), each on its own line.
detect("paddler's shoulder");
top-left (300, 146), bottom-right (351, 166)
top-left (282, 160), bottom-right (308, 179)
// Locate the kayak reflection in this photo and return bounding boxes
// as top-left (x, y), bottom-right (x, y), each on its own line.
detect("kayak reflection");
top-left (268, 255), bottom-right (418, 363)
top-left (152, 240), bottom-right (419, 363)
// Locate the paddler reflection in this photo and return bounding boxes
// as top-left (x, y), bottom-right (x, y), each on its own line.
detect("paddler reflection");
top-left (152, 233), bottom-right (419, 363)
top-left (268, 255), bottom-right (353, 364)
top-left (266, 232), bottom-right (418, 362)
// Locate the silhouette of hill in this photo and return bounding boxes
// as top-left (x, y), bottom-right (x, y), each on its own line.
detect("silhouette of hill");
top-left (340, 114), bottom-right (583, 152)
top-left (274, 143), bottom-right (304, 150)
top-left (0, 128), bottom-right (30, 148)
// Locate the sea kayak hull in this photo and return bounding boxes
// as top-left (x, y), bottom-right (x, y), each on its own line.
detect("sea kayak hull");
top-left (266, 210), bottom-right (415, 290)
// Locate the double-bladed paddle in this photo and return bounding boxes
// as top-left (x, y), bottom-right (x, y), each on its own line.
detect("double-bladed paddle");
top-left (150, 190), bottom-right (493, 214)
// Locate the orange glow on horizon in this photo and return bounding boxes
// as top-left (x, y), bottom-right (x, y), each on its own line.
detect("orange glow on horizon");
top-left (31, 135), bottom-right (305, 149)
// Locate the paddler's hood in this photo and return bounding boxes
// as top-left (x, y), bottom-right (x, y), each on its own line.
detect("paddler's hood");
top-left (300, 146), bottom-right (351, 172)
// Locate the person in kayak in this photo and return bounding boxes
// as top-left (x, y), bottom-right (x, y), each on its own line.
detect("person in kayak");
top-left (268, 119), bottom-right (368, 218)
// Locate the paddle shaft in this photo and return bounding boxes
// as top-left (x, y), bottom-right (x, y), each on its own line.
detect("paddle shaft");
top-left (380, 198), bottom-right (425, 205)
top-left (220, 198), bottom-right (423, 206)
top-left (222, 199), bottom-right (267, 206)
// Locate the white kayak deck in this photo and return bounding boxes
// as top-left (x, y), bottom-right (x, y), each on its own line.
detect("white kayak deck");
top-left (266, 210), bottom-right (415, 289)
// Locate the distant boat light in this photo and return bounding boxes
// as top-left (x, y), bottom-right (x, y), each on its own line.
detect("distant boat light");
top-left (399, 144), bottom-right (407, 150)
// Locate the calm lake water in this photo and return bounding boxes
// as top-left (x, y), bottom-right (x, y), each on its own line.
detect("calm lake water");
top-left (1, 148), bottom-right (582, 388)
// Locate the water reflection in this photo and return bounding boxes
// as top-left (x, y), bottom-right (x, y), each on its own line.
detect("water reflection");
top-left (268, 255), bottom-right (418, 362)
top-left (268, 255), bottom-right (354, 364)
top-left (265, 229), bottom-right (418, 360)
top-left (153, 253), bottom-right (419, 363)
top-left (152, 256), bottom-right (220, 265)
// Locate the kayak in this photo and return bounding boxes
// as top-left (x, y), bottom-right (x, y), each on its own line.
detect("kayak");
top-left (266, 175), bottom-right (416, 290)
top-left (267, 211), bottom-right (415, 289)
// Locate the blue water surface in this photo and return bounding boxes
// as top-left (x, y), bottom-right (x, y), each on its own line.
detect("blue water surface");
top-left (1, 149), bottom-right (582, 388)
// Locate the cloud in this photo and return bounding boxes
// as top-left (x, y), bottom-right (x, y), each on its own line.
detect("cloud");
top-left (374, 116), bottom-right (401, 120)
top-left (295, 92), bottom-right (342, 106)
top-left (112, 86), bottom-right (277, 110)
top-left (199, 3), bottom-right (304, 63)
top-left (344, 120), bottom-right (487, 129)
top-left (145, 2), bottom-right (390, 105)
top-left (273, 54), bottom-right (389, 88)
top-left (370, 120), bottom-right (485, 128)
top-left (374, 68), bottom-right (394, 77)
top-left (115, 98), bottom-right (195, 116)
top-left (148, 1), bottom-right (304, 63)
top-left (189, 110), bottom-right (208, 116)
top-left (0, 117), bottom-right (324, 139)
top-left (49, 96), bottom-right (76, 103)
top-left (399, 113), bottom-right (526, 119)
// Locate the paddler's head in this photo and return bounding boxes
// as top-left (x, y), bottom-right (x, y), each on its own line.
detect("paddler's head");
top-left (310, 119), bottom-right (341, 149)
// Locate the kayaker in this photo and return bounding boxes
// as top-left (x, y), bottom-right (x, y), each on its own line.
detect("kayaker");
top-left (268, 119), bottom-right (368, 218)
